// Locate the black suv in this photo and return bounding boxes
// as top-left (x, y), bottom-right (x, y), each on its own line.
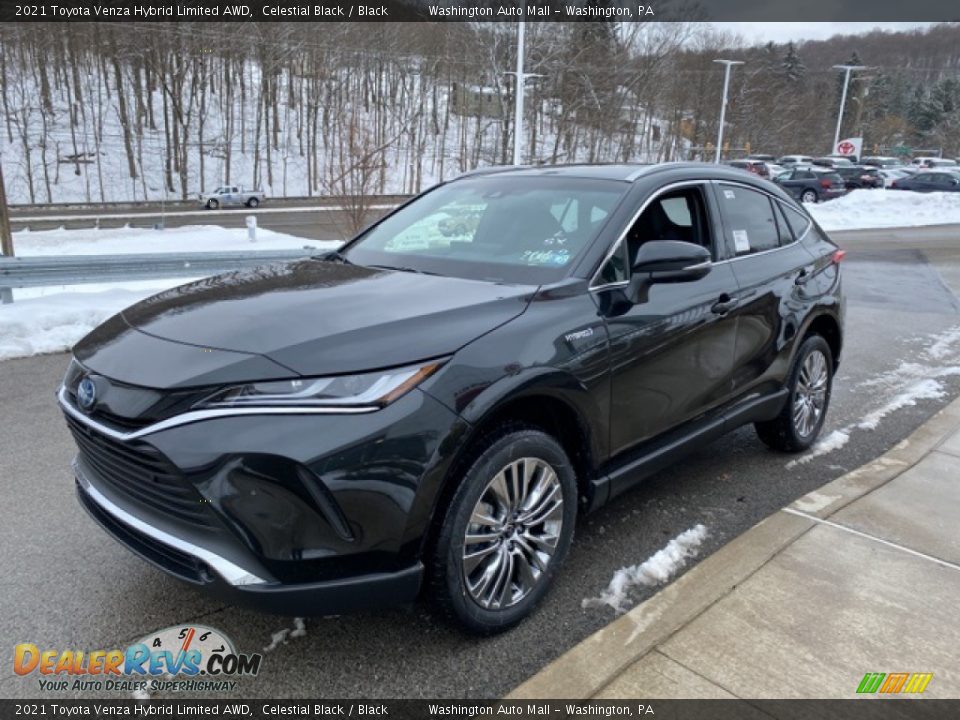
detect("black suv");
top-left (61, 163), bottom-right (844, 633)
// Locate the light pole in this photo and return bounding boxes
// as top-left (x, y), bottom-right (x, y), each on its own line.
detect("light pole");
top-left (832, 64), bottom-right (867, 153)
top-left (713, 59), bottom-right (743, 163)
top-left (504, 20), bottom-right (542, 166)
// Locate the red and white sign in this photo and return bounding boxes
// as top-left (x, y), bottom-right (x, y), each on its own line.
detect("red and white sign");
top-left (835, 137), bottom-right (863, 158)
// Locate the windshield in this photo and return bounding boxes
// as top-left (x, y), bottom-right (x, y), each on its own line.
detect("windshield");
top-left (343, 176), bottom-right (627, 284)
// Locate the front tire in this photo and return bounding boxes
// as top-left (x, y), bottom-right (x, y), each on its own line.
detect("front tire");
top-left (755, 335), bottom-right (833, 452)
top-left (800, 189), bottom-right (818, 204)
top-left (206, 198), bottom-right (219, 210)
top-left (431, 427), bottom-right (577, 634)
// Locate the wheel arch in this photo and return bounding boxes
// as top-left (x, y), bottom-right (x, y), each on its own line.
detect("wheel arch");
top-left (417, 379), bottom-right (601, 560)
top-left (802, 312), bottom-right (843, 370)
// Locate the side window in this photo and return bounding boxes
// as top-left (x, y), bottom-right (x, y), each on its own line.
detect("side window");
top-left (595, 186), bottom-right (713, 286)
top-left (624, 187), bottom-right (714, 262)
top-left (779, 203), bottom-right (812, 240)
top-left (718, 185), bottom-right (779, 256)
top-left (773, 203), bottom-right (794, 245)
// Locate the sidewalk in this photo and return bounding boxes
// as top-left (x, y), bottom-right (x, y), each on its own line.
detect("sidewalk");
top-left (510, 397), bottom-right (960, 700)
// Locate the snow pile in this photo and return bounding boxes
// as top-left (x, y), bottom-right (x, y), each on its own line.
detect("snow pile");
top-left (0, 225), bottom-right (339, 361)
top-left (583, 524), bottom-right (708, 614)
top-left (13, 224), bottom-right (336, 256)
top-left (808, 189), bottom-right (960, 231)
top-left (0, 289), bottom-right (167, 361)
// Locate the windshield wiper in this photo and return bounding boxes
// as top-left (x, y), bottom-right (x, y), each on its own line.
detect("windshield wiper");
top-left (368, 264), bottom-right (440, 276)
top-left (311, 250), bottom-right (352, 264)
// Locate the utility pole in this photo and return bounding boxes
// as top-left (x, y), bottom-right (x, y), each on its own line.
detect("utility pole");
top-left (832, 64), bottom-right (867, 153)
top-left (0, 161), bottom-right (13, 257)
top-left (714, 59), bottom-right (744, 164)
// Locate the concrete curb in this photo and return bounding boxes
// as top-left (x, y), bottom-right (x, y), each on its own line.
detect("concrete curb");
top-left (508, 395), bottom-right (960, 700)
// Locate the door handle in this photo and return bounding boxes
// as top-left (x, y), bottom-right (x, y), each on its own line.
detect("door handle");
top-left (711, 294), bottom-right (739, 315)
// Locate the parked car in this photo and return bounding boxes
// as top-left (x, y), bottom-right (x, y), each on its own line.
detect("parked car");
top-left (890, 171), bottom-right (960, 192)
top-left (726, 159), bottom-right (770, 178)
top-left (812, 156), bottom-right (854, 168)
top-left (745, 154), bottom-right (777, 163)
top-left (61, 163), bottom-right (844, 633)
top-left (911, 157), bottom-right (958, 169)
top-left (198, 185), bottom-right (265, 209)
top-left (862, 156), bottom-right (904, 168)
top-left (774, 166), bottom-right (847, 203)
top-left (764, 163), bottom-right (786, 178)
top-left (776, 155), bottom-right (814, 167)
top-left (833, 165), bottom-right (884, 189)
top-left (878, 168), bottom-right (912, 187)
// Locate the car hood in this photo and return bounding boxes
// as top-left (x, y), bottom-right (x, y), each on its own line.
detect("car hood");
top-left (75, 260), bottom-right (534, 387)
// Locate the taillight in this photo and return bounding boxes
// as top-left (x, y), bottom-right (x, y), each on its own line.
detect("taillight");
top-left (820, 179), bottom-right (832, 189)
top-left (832, 250), bottom-right (846, 264)
top-left (890, 181), bottom-right (898, 188)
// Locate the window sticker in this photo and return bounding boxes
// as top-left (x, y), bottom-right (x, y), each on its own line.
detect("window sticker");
top-left (724, 189), bottom-right (736, 199)
top-left (522, 249), bottom-right (570, 266)
top-left (733, 229), bottom-right (750, 253)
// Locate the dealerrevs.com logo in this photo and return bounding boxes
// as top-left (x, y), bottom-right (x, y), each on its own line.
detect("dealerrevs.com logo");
top-left (14, 625), bottom-right (262, 693)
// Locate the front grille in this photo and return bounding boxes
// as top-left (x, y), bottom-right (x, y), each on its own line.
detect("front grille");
top-left (65, 414), bottom-right (213, 528)
top-left (77, 482), bottom-right (206, 584)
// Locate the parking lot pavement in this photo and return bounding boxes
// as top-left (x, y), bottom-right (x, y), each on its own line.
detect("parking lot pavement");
top-left (511, 396), bottom-right (960, 699)
top-left (3, 227), bottom-right (960, 699)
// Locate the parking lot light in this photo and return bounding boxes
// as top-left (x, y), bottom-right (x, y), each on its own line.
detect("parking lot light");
top-left (714, 59), bottom-right (744, 164)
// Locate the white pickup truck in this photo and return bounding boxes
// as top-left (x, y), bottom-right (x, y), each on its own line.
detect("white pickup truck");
top-left (198, 185), bottom-right (265, 209)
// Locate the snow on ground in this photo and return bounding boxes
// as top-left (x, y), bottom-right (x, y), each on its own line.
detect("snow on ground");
top-left (263, 617), bottom-right (307, 653)
top-left (786, 324), bottom-right (960, 468)
top-left (785, 429), bottom-right (851, 468)
top-left (13, 224), bottom-right (334, 256)
top-left (0, 225), bottom-right (340, 361)
top-left (583, 524), bottom-right (708, 615)
top-left (808, 189), bottom-right (960, 231)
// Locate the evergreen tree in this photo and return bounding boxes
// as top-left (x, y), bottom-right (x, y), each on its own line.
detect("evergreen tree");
top-left (781, 42), bottom-right (805, 83)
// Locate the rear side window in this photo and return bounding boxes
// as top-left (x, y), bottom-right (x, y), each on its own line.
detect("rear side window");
top-left (779, 203), bottom-right (812, 240)
top-left (717, 185), bottom-right (779, 256)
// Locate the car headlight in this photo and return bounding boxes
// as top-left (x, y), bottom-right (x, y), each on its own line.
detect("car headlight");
top-left (195, 360), bottom-right (445, 410)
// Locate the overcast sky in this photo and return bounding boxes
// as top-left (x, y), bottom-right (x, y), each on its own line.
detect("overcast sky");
top-left (710, 22), bottom-right (939, 45)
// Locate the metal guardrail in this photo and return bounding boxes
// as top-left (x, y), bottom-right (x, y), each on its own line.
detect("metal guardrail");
top-left (0, 248), bottom-right (321, 304)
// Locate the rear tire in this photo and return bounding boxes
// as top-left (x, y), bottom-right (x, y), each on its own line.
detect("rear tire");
top-left (430, 427), bottom-right (577, 634)
top-left (246, 197), bottom-right (260, 208)
top-left (206, 199), bottom-right (219, 210)
top-left (800, 189), bottom-right (818, 204)
top-left (755, 334), bottom-right (833, 453)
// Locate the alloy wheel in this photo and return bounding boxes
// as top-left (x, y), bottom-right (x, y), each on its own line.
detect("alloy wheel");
top-left (462, 457), bottom-right (564, 610)
top-left (793, 349), bottom-right (829, 438)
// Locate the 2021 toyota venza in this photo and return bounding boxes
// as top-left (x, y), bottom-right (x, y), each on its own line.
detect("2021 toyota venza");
top-left (61, 163), bottom-right (844, 633)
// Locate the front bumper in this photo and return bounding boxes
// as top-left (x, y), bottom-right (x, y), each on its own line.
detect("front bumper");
top-left (62, 383), bottom-right (465, 615)
top-left (75, 456), bottom-right (426, 616)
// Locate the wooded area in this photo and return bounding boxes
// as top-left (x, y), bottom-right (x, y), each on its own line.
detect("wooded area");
top-left (1, 21), bottom-right (959, 204)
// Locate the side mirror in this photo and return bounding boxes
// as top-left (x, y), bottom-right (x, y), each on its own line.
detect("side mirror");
top-left (632, 240), bottom-right (712, 282)
top-left (625, 240), bottom-right (711, 304)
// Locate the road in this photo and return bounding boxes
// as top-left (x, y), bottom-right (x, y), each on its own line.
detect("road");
top-left (2, 225), bottom-right (960, 699)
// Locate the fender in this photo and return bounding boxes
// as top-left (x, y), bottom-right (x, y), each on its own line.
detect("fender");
top-left (410, 366), bottom-right (608, 558)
